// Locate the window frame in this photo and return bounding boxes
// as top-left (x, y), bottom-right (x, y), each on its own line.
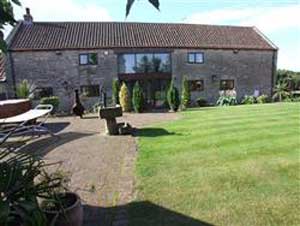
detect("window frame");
top-left (220, 80), bottom-right (235, 90)
top-left (187, 52), bottom-right (204, 64)
top-left (117, 52), bottom-right (172, 74)
top-left (189, 79), bottom-right (204, 92)
top-left (79, 53), bottom-right (98, 66)
top-left (80, 85), bottom-right (100, 97)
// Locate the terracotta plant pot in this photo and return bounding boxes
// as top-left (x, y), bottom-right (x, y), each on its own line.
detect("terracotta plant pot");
top-left (43, 192), bottom-right (83, 226)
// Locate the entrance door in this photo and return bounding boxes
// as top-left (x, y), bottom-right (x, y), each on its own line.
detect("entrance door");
top-left (142, 79), bottom-right (169, 109)
top-left (121, 79), bottom-right (170, 109)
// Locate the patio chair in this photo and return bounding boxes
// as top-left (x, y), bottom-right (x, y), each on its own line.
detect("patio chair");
top-left (0, 104), bottom-right (55, 145)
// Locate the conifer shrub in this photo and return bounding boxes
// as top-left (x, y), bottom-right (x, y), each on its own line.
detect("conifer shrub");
top-left (132, 81), bottom-right (144, 113)
top-left (112, 79), bottom-right (120, 105)
top-left (167, 80), bottom-right (180, 112)
top-left (181, 76), bottom-right (191, 110)
top-left (119, 82), bottom-right (131, 112)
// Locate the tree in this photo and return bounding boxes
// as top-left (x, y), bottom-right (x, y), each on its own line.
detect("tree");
top-left (272, 81), bottom-right (290, 102)
top-left (119, 82), bottom-right (131, 112)
top-left (112, 79), bottom-right (120, 105)
top-left (132, 81), bottom-right (144, 113)
top-left (181, 76), bottom-right (190, 109)
top-left (276, 69), bottom-right (300, 91)
top-left (167, 79), bottom-right (180, 112)
top-left (0, 0), bottom-right (21, 53)
top-left (126, 0), bottom-right (159, 17)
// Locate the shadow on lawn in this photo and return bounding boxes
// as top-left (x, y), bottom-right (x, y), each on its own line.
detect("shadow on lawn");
top-left (135, 128), bottom-right (178, 137)
top-left (83, 201), bottom-right (214, 226)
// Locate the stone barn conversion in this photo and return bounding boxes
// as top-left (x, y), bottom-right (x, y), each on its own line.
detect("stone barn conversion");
top-left (5, 9), bottom-right (277, 111)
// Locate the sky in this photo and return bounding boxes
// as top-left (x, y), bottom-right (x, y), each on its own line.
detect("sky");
top-left (4, 0), bottom-right (300, 71)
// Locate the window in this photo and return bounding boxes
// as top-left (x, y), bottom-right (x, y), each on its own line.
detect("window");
top-left (189, 80), bottom-right (204, 91)
top-left (117, 53), bottom-right (171, 74)
top-left (220, 80), bottom-right (234, 90)
top-left (153, 53), bottom-right (171, 72)
top-left (80, 85), bottom-right (100, 97)
top-left (79, 53), bottom-right (98, 65)
top-left (136, 53), bottom-right (153, 73)
top-left (34, 87), bottom-right (53, 99)
top-left (188, 52), bottom-right (204, 64)
top-left (118, 54), bottom-right (135, 73)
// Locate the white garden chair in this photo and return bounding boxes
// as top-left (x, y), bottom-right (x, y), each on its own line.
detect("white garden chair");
top-left (0, 104), bottom-right (55, 146)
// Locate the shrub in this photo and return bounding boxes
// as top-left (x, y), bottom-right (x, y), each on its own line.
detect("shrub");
top-left (112, 79), bottom-right (120, 105)
top-left (272, 81), bottom-right (290, 102)
top-left (0, 148), bottom-right (66, 226)
top-left (242, 95), bottom-right (256, 104)
top-left (132, 81), bottom-right (144, 113)
top-left (181, 76), bottom-right (190, 110)
top-left (196, 98), bottom-right (207, 107)
top-left (216, 90), bottom-right (237, 106)
top-left (283, 97), bottom-right (293, 102)
top-left (16, 79), bottom-right (34, 98)
top-left (40, 96), bottom-right (60, 114)
top-left (167, 80), bottom-right (180, 112)
top-left (257, 95), bottom-right (268, 104)
top-left (292, 96), bottom-right (300, 102)
top-left (119, 82), bottom-right (131, 112)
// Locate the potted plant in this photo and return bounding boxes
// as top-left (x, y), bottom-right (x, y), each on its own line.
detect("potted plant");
top-left (40, 171), bottom-right (83, 226)
top-left (0, 148), bottom-right (83, 226)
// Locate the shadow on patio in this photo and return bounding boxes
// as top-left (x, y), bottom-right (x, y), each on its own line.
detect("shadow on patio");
top-left (44, 122), bottom-right (70, 133)
top-left (83, 201), bottom-right (214, 226)
top-left (17, 131), bottom-right (96, 157)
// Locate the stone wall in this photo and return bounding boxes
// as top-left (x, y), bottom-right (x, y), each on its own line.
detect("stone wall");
top-left (9, 48), bottom-right (275, 110)
top-left (11, 49), bottom-right (118, 111)
top-left (172, 49), bottom-right (275, 104)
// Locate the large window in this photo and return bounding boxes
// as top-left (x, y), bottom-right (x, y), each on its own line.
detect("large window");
top-left (80, 85), bottom-right (100, 97)
top-left (188, 52), bottom-right (204, 64)
top-left (118, 54), bottom-right (135, 73)
top-left (136, 53), bottom-right (153, 73)
top-left (118, 53), bottom-right (171, 74)
top-left (154, 53), bottom-right (171, 72)
top-left (79, 53), bottom-right (98, 65)
top-left (220, 80), bottom-right (234, 90)
top-left (189, 80), bottom-right (204, 91)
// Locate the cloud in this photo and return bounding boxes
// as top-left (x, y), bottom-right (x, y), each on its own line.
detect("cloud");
top-left (4, 0), bottom-right (111, 37)
top-left (184, 5), bottom-right (300, 70)
top-left (184, 5), bottom-right (300, 33)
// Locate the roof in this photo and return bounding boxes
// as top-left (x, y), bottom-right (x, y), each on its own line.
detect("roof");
top-left (8, 22), bottom-right (277, 51)
top-left (0, 54), bottom-right (6, 82)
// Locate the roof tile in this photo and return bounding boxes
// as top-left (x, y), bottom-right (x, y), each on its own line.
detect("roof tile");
top-left (9, 22), bottom-right (276, 51)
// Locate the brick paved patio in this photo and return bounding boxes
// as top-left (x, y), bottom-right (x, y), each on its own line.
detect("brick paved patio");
top-left (18, 111), bottom-right (179, 226)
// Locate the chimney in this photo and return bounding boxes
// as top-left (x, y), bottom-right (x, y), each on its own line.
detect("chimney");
top-left (23, 8), bottom-right (33, 25)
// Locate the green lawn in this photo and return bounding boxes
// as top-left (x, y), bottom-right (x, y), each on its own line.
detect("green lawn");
top-left (129, 103), bottom-right (300, 226)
